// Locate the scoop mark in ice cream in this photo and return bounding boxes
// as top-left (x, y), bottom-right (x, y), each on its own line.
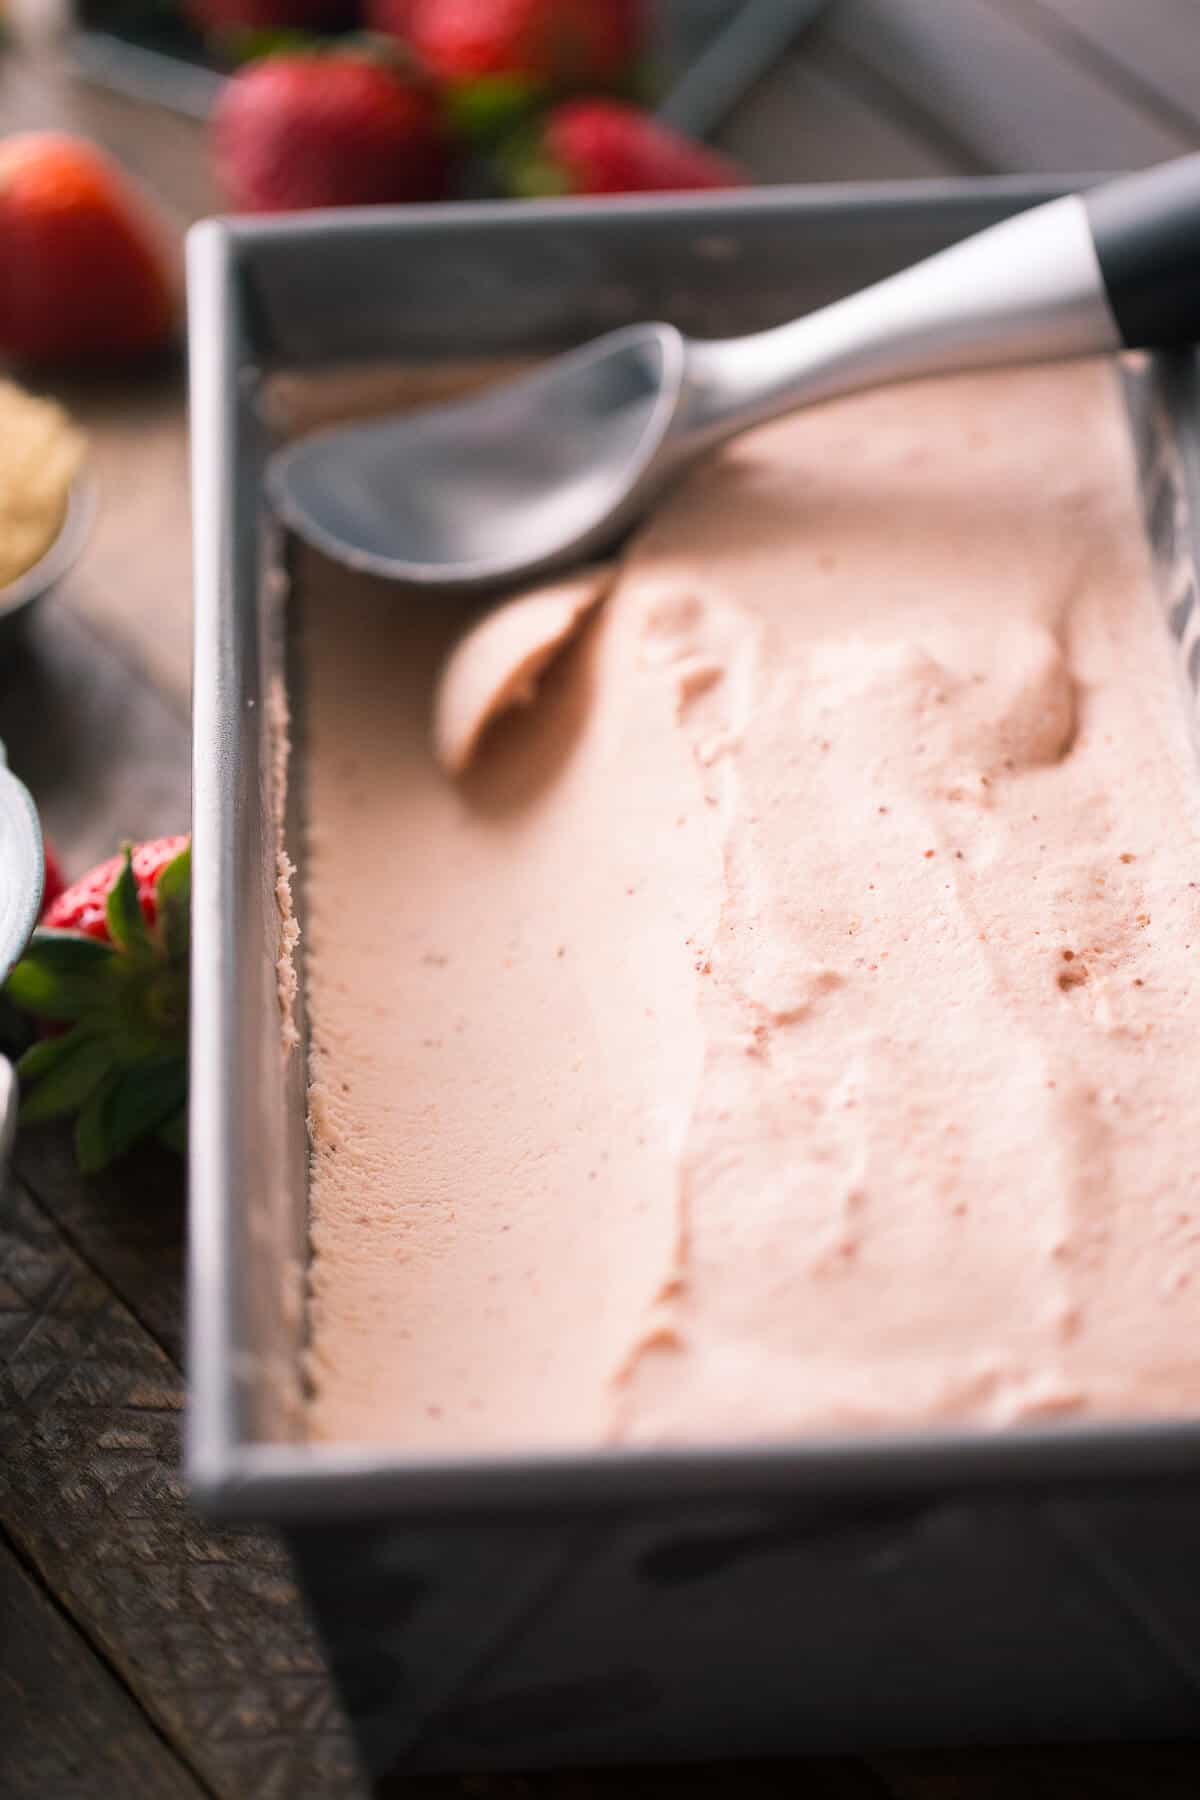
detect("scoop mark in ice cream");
top-left (433, 564), bottom-right (616, 775)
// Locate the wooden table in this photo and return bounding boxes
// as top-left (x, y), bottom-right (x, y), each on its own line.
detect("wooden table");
top-left (2, 6), bottom-right (1198, 1795)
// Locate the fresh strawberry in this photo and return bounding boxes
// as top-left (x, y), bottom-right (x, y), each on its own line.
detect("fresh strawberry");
top-left (40, 839), bottom-right (66, 917)
top-left (409, 0), bottom-right (646, 138)
top-left (410, 0), bottom-right (643, 85)
top-left (42, 836), bottom-right (188, 939)
top-left (212, 46), bottom-right (453, 210)
top-left (0, 133), bottom-right (176, 367)
top-left (507, 98), bottom-right (746, 197)
top-left (4, 836), bottom-right (190, 1171)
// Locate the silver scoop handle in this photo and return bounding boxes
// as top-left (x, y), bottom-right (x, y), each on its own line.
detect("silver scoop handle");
top-left (680, 154), bottom-right (1200, 448)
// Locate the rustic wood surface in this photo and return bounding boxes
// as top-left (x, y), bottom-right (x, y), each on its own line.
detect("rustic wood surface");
top-left (0, 1533), bottom-right (206, 1799)
top-left (1, 3), bottom-right (1198, 1795)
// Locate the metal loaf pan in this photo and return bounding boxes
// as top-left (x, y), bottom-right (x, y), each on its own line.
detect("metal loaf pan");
top-left (186, 182), bottom-right (1200, 1780)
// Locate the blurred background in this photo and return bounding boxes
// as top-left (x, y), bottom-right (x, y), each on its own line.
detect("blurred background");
top-left (5, 0), bottom-right (1199, 220)
top-left (2, 0), bottom-right (1196, 710)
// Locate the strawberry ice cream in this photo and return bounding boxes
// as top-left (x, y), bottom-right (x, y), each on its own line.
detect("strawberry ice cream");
top-left (295, 358), bottom-right (1200, 1448)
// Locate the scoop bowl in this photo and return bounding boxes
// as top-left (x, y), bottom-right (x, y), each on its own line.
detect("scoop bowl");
top-left (267, 324), bottom-right (687, 592)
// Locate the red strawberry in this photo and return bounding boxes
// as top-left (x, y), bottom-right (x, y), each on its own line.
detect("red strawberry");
top-left (40, 839), bottom-right (66, 917)
top-left (212, 47), bottom-right (453, 211)
top-left (508, 99), bottom-right (746, 197)
top-left (0, 133), bottom-right (177, 367)
top-left (5, 836), bottom-right (190, 1170)
top-left (43, 835), bottom-right (189, 939)
top-left (409, 0), bottom-right (646, 138)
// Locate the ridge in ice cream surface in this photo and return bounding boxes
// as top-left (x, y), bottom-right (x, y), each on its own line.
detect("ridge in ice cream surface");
top-left (293, 359), bottom-right (1200, 1449)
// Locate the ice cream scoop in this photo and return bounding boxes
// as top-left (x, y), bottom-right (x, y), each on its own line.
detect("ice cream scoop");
top-left (268, 156), bottom-right (1200, 594)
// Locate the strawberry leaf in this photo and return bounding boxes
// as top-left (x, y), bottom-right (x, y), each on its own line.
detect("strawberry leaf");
top-left (496, 118), bottom-right (569, 198)
top-left (74, 1070), bottom-right (121, 1174)
top-left (0, 992), bottom-right (32, 1059)
top-left (75, 1056), bottom-right (187, 1174)
top-left (156, 843), bottom-right (191, 963)
top-left (158, 1105), bottom-right (188, 1156)
top-left (17, 1023), bottom-right (95, 1081)
top-left (225, 26), bottom-right (327, 64)
top-left (449, 75), bottom-right (542, 145)
top-left (106, 849), bottom-right (153, 959)
top-left (20, 1031), bottom-right (114, 1125)
top-left (505, 148), bottom-right (570, 199)
top-left (4, 931), bottom-right (118, 1020)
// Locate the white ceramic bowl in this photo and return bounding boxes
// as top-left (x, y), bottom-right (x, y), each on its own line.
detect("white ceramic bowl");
top-left (0, 475), bottom-right (95, 642)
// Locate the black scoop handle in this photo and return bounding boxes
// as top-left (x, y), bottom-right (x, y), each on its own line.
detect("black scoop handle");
top-left (1086, 153), bottom-right (1200, 349)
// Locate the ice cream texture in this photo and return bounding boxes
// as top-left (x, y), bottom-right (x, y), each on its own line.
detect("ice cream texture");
top-left (297, 359), bottom-right (1200, 1448)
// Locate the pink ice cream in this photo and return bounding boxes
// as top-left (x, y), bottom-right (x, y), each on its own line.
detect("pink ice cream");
top-left (297, 359), bottom-right (1200, 1449)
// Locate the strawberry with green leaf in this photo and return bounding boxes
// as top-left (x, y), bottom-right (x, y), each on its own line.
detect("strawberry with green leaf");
top-left (505, 98), bottom-right (747, 197)
top-left (4, 836), bottom-right (190, 1172)
top-left (212, 43), bottom-right (454, 210)
top-left (408, 0), bottom-right (647, 143)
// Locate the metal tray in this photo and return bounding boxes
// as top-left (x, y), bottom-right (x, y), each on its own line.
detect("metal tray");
top-left (186, 180), bottom-right (1200, 1778)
